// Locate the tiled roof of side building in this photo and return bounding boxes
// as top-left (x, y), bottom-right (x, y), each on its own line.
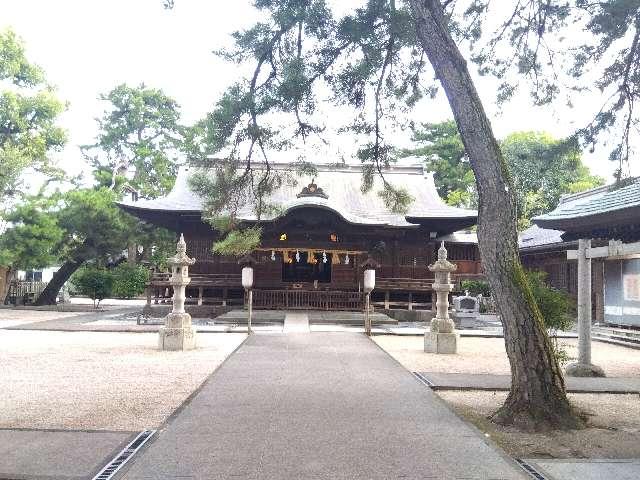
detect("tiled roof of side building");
top-left (119, 161), bottom-right (478, 228)
top-left (518, 224), bottom-right (566, 251)
top-left (533, 177), bottom-right (640, 231)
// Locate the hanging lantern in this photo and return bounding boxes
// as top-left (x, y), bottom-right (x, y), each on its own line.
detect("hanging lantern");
top-left (322, 250), bottom-right (327, 264)
top-left (271, 250), bottom-right (276, 261)
top-left (283, 250), bottom-right (291, 263)
top-left (345, 253), bottom-right (350, 265)
top-left (332, 252), bottom-right (340, 265)
top-left (307, 250), bottom-right (315, 264)
top-left (295, 249), bottom-right (300, 262)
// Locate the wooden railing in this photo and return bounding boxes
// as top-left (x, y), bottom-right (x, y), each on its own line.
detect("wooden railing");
top-left (252, 289), bottom-right (363, 311)
top-left (376, 274), bottom-right (484, 291)
top-left (148, 272), bottom-right (241, 287)
top-left (6, 281), bottom-right (48, 305)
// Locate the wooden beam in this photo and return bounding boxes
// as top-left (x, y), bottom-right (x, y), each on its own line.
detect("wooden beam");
top-left (567, 239), bottom-right (640, 260)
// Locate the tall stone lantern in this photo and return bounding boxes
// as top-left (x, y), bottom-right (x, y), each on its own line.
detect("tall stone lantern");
top-left (424, 242), bottom-right (458, 354)
top-left (158, 234), bottom-right (197, 351)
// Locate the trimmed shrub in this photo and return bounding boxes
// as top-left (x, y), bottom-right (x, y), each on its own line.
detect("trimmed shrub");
top-left (460, 279), bottom-right (491, 297)
top-left (71, 267), bottom-right (114, 307)
top-left (111, 263), bottom-right (149, 299)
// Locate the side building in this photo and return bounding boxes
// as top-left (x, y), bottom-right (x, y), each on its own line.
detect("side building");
top-left (520, 178), bottom-right (640, 327)
top-left (119, 161), bottom-right (482, 313)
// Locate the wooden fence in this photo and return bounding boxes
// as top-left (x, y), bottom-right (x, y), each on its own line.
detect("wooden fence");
top-left (252, 289), bottom-right (363, 311)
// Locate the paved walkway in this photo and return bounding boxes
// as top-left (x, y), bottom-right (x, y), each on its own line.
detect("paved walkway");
top-left (283, 312), bottom-right (310, 333)
top-left (121, 333), bottom-right (526, 479)
top-left (0, 429), bottom-right (135, 479)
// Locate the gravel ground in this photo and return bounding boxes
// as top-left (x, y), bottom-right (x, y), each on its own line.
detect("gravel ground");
top-left (0, 309), bottom-right (85, 328)
top-left (373, 334), bottom-right (640, 458)
top-left (0, 330), bottom-right (246, 431)
top-left (373, 335), bottom-right (640, 377)
top-left (440, 391), bottom-right (640, 459)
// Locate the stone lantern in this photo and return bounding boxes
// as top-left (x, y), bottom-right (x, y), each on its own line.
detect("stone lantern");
top-left (424, 242), bottom-right (458, 354)
top-left (158, 234), bottom-right (197, 351)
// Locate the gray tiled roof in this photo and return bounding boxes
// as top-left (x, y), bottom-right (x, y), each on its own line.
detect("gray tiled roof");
top-left (534, 178), bottom-right (640, 229)
top-left (120, 162), bottom-right (477, 228)
top-left (518, 224), bottom-right (565, 250)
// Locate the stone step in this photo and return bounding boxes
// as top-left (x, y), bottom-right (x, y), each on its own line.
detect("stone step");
top-left (592, 326), bottom-right (640, 349)
top-left (593, 325), bottom-right (640, 340)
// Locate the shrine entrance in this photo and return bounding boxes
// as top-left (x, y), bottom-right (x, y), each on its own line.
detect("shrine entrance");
top-left (282, 251), bottom-right (332, 284)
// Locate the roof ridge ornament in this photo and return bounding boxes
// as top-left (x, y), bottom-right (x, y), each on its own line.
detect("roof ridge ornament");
top-left (296, 178), bottom-right (328, 199)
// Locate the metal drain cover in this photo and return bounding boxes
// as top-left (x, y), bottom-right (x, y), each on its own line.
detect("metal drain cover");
top-left (92, 430), bottom-right (156, 480)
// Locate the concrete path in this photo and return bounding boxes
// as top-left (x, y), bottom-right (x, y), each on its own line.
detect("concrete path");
top-left (121, 333), bottom-right (526, 479)
top-left (283, 312), bottom-right (310, 333)
top-left (418, 371), bottom-right (640, 394)
top-left (0, 429), bottom-right (135, 479)
top-left (526, 458), bottom-right (640, 480)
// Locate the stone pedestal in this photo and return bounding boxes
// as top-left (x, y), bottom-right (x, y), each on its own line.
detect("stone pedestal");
top-left (159, 312), bottom-right (196, 350)
top-left (159, 234), bottom-right (197, 351)
top-left (425, 242), bottom-right (459, 354)
top-left (424, 331), bottom-right (457, 354)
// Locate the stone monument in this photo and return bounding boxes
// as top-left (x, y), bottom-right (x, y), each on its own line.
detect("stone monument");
top-left (158, 234), bottom-right (197, 351)
top-left (424, 242), bottom-right (458, 354)
top-left (451, 291), bottom-right (481, 328)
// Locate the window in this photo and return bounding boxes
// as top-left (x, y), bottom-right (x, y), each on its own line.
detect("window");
top-left (25, 270), bottom-right (43, 282)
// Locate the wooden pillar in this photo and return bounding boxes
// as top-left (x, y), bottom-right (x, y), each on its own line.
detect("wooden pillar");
top-left (222, 287), bottom-right (228, 307)
top-left (197, 287), bottom-right (203, 306)
top-left (408, 292), bottom-right (413, 311)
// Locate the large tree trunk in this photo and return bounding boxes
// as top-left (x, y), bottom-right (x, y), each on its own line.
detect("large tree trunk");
top-left (409, 0), bottom-right (582, 430)
top-left (33, 259), bottom-right (84, 306)
top-left (0, 266), bottom-right (12, 304)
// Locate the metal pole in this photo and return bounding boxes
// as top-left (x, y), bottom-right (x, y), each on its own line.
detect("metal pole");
top-left (365, 292), bottom-right (371, 336)
top-left (248, 288), bottom-right (253, 334)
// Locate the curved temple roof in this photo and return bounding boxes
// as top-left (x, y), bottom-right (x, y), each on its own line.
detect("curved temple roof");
top-left (119, 162), bottom-right (477, 230)
top-left (533, 178), bottom-right (640, 234)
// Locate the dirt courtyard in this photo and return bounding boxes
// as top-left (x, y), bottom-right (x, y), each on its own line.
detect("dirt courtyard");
top-left (0, 329), bottom-right (246, 431)
top-left (373, 334), bottom-right (640, 459)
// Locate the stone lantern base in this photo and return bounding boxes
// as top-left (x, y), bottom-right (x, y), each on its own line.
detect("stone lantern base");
top-left (158, 312), bottom-right (196, 351)
top-left (424, 332), bottom-right (458, 354)
top-left (565, 362), bottom-right (605, 378)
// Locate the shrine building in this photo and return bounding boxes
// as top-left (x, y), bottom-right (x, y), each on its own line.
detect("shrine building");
top-left (119, 161), bottom-right (482, 313)
top-left (520, 177), bottom-right (640, 328)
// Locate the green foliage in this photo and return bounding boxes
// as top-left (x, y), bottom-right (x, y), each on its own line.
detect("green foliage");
top-left (212, 227), bottom-right (262, 256)
top-left (185, 0), bottom-right (431, 230)
top-left (111, 263), bottom-right (149, 299)
top-left (460, 279), bottom-right (492, 297)
top-left (0, 28), bottom-right (66, 204)
top-left (404, 121), bottom-right (476, 208)
top-left (463, 271), bottom-right (573, 333)
top-left (70, 266), bottom-right (114, 307)
top-left (0, 188), bottom-right (131, 271)
top-left (456, 1), bottom-right (640, 174)
top-left (501, 132), bottom-right (604, 228)
top-left (82, 83), bottom-right (184, 199)
top-left (0, 197), bottom-right (64, 269)
top-left (525, 270), bottom-right (574, 333)
top-left (405, 122), bottom-right (604, 226)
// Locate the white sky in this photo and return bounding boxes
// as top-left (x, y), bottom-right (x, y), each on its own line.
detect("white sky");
top-left (2, 0), bottom-right (635, 189)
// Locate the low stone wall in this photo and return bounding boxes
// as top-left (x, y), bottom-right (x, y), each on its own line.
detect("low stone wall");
top-left (381, 309), bottom-right (434, 323)
top-left (143, 304), bottom-right (233, 319)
